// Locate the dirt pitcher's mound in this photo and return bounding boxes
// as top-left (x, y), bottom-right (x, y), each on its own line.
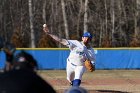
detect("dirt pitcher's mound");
top-left (39, 70), bottom-right (140, 93)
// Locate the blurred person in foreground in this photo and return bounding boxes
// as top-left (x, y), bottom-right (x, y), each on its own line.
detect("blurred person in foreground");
top-left (65, 86), bottom-right (88, 93)
top-left (0, 50), bottom-right (56, 93)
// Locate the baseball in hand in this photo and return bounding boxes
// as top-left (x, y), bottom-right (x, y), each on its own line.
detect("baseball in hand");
top-left (43, 24), bottom-right (47, 27)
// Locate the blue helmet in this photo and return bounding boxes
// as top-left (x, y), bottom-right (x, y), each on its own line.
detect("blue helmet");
top-left (82, 32), bottom-right (92, 39)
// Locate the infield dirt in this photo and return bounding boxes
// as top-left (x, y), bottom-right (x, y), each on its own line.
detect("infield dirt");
top-left (38, 70), bottom-right (140, 93)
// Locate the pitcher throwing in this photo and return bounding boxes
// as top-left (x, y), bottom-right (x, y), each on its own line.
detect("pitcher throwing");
top-left (43, 24), bottom-right (96, 86)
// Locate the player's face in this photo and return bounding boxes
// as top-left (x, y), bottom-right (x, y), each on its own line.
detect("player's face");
top-left (82, 37), bottom-right (90, 44)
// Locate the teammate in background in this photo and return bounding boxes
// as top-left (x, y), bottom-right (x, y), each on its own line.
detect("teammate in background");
top-left (0, 37), bottom-right (16, 72)
top-left (0, 37), bottom-right (4, 50)
top-left (43, 24), bottom-right (96, 86)
top-left (3, 42), bottom-right (16, 72)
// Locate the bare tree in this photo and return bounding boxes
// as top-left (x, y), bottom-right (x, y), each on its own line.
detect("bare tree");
top-left (104, 0), bottom-right (108, 38)
top-left (42, 0), bottom-right (47, 24)
top-left (130, 0), bottom-right (140, 46)
top-left (28, 0), bottom-right (35, 48)
top-left (84, 0), bottom-right (88, 32)
top-left (134, 0), bottom-right (140, 37)
top-left (61, 0), bottom-right (69, 39)
top-left (111, 0), bottom-right (115, 47)
top-left (1, 0), bottom-right (140, 48)
top-left (76, 0), bottom-right (84, 38)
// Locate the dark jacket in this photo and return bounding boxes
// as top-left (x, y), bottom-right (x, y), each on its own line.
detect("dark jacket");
top-left (0, 69), bottom-right (56, 93)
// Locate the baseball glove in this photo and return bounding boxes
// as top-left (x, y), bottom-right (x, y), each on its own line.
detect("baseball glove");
top-left (84, 60), bottom-right (95, 72)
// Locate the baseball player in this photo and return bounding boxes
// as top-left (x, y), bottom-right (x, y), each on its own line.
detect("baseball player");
top-left (0, 37), bottom-right (16, 72)
top-left (3, 42), bottom-right (16, 72)
top-left (43, 24), bottom-right (96, 86)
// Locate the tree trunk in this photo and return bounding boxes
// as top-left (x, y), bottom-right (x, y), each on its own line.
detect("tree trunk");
top-left (118, 0), bottom-right (123, 46)
top-left (84, 0), bottom-right (88, 33)
top-left (99, 19), bottom-right (103, 47)
top-left (104, 0), bottom-right (108, 37)
top-left (42, 0), bottom-right (46, 24)
top-left (61, 0), bottom-right (69, 39)
top-left (111, 0), bottom-right (115, 47)
top-left (134, 0), bottom-right (140, 36)
top-left (76, 0), bottom-right (83, 39)
top-left (28, 0), bottom-right (35, 48)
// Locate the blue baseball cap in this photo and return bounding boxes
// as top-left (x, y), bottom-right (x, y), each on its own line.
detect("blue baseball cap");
top-left (82, 32), bottom-right (92, 39)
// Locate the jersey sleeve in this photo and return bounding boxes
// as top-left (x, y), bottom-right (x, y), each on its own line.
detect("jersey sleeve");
top-left (86, 48), bottom-right (96, 62)
top-left (66, 40), bottom-right (79, 50)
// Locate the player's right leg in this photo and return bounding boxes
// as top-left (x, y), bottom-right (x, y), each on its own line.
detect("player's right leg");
top-left (66, 61), bottom-right (75, 85)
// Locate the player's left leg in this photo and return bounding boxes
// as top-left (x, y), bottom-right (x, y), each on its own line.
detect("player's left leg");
top-left (72, 66), bottom-right (86, 86)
